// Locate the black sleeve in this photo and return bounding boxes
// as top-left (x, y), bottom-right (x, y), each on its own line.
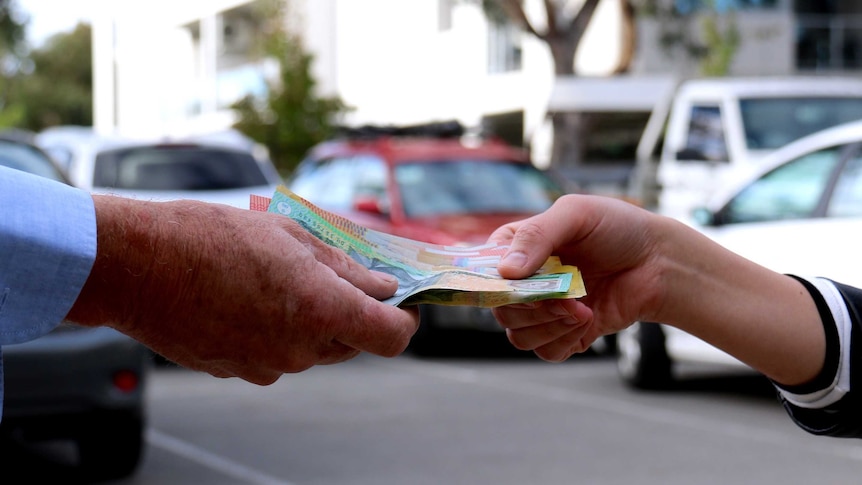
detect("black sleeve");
top-left (775, 277), bottom-right (862, 438)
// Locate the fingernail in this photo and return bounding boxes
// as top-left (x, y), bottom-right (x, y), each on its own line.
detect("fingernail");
top-left (501, 251), bottom-right (527, 269)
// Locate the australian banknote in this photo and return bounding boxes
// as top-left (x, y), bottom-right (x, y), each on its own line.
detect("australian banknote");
top-left (251, 187), bottom-right (586, 307)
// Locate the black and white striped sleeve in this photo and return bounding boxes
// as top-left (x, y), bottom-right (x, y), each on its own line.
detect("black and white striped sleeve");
top-left (773, 276), bottom-right (862, 438)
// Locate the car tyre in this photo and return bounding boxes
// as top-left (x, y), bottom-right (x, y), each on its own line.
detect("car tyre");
top-left (616, 322), bottom-right (673, 390)
top-left (77, 411), bottom-right (144, 481)
top-left (408, 305), bottom-right (445, 356)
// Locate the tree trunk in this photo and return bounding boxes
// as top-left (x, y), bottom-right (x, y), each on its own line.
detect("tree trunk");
top-left (613, 0), bottom-right (637, 75)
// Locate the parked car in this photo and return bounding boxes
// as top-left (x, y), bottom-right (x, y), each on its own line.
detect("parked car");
top-left (632, 76), bottom-right (862, 218)
top-left (36, 127), bottom-right (282, 209)
top-left (0, 134), bottom-right (151, 481)
top-left (617, 118), bottom-right (862, 390)
top-left (288, 122), bottom-right (571, 355)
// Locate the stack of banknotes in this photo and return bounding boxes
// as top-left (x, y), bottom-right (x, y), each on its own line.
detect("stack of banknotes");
top-left (250, 186), bottom-right (586, 308)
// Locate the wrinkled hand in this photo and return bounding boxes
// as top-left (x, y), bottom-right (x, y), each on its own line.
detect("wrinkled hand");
top-left (67, 196), bottom-right (419, 385)
top-left (490, 195), bottom-right (665, 362)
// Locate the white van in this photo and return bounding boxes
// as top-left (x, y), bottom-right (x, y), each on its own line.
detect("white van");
top-left (634, 76), bottom-right (862, 219)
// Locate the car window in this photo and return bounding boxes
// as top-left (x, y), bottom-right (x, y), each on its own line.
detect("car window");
top-left (0, 139), bottom-right (67, 182)
top-left (677, 105), bottom-right (729, 162)
top-left (721, 147), bottom-right (842, 224)
top-left (290, 155), bottom-right (388, 211)
top-left (828, 153), bottom-right (862, 217)
top-left (740, 97), bottom-right (862, 150)
top-left (353, 155), bottom-right (389, 208)
top-left (93, 146), bottom-right (269, 190)
top-left (395, 160), bottom-right (562, 218)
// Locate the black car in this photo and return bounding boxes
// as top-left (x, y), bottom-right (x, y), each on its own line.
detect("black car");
top-left (0, 133), bottom-right (151, 481)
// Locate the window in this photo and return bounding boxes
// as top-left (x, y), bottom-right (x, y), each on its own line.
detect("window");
top-left (488, 22), bottom-right (522, 74)
top-left (290, 155), bottom-right (389, 212)
top-left (828, 152), bottom-right (862, 217)
top-left (740, 97), bottom-right (862, 149)
top-left (795, 1), bottom-right (862, 70)
top-left (677, 105), bottom-right (729, 162)
top-left (721, 147), bottom-right (842, 224)
top-left (93, 146), bottom-right (269, 190)
top-left (675, 0), bottom-right (778, 14)
top-left (395, 161), bottom-right (561, 218)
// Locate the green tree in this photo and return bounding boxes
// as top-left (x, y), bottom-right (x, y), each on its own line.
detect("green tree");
top-left (10, 22), bottom-right (93, 130)
top-left (636, 0), bottom-right (740, 76)
top-left (0, 0), bottom-right (28, 128)
top-left (232, 0), bottom-right (349, 176)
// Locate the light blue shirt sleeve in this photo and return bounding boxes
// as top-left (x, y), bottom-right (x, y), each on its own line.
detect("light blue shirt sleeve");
top-left (0, 165), bottom-right (97, 421)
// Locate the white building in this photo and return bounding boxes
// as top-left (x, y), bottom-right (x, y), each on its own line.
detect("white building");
top-left (90, 0), bottom-right (633, 167)
top-left (90, 0), bottom-right (862, 168)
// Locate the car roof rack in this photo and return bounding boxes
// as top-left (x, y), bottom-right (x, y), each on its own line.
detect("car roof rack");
top-left (336, 120), bottom-right (466, 140)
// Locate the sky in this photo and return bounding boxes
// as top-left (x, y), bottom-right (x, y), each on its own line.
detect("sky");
top-left (16, 0), bottom-right (98, 46)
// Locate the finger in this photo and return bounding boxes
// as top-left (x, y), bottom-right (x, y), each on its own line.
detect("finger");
top-left (336, 288), bottom-right (420, 357)
top-left (492, 300), bottom-right (580, 330)
top-left (533, 326), bottom-right (601, 362)
top-left (496, 196), bottom-right (586, 279)
top-left (301, 235), bottom-right (399, 300)
top-left (505, 319), bottom-right (589, 352)
top-left (487, 222), bottom-right (518, 246)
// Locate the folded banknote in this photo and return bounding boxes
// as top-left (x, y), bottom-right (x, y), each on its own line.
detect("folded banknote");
top-left (250, 187), bottom-right (586, 308)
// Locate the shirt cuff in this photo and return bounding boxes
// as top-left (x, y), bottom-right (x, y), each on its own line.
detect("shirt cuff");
top-left (0, 167), bottom-right (97, 344)
top-left (774, 276), bottom-right (850, 409)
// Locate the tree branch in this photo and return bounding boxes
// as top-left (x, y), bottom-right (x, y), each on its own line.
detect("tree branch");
top-left (493, 0), bottom-right (546, 40)
top-left (569, 0), bottom-right (602, 41)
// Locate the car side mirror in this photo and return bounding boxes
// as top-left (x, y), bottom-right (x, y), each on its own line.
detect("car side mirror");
top-left (353, 196), bottom-right (387, 215)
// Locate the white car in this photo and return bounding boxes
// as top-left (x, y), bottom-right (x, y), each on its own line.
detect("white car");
top-left (617, 118), bottom-right (862, 389)
top-left (36, 128), bottom-right (282, 209)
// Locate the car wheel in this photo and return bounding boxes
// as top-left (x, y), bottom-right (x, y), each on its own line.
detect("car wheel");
top-left (408, 305), bottom-right (444, 356)
top-left (589, 333), bottom-right (618, 356)
top-left (616, 322), bottom-right (673, 390)
top-left (77, 412), bottom-right (144, 481)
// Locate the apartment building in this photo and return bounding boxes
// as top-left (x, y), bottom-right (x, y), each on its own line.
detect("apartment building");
top-left (90, 0), bottom-right (862, 167)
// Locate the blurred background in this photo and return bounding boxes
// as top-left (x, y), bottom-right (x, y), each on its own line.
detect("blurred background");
top-left (5, 0), bottom-right (862, 483)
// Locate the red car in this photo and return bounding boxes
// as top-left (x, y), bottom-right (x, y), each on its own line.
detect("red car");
top-left (288, 122), bottom-right (570, 354)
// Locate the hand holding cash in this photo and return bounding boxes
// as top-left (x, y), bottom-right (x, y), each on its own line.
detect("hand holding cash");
top-left (252, 186), bottom-right (586, 308)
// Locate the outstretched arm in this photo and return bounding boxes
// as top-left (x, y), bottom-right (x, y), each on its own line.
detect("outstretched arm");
top-left (490, 194), bottom-right (825, 388)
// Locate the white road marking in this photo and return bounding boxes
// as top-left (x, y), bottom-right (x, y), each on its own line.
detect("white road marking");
top-left (389, 359), bottom-right (862, 462)
top-left (147, 428), bottom-right (297, 485)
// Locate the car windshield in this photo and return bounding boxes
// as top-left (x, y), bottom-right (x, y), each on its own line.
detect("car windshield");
top-left (740, 97), bottom-right (862, 150)
top-left (395, 160), bottom-right (563, 218)
top-left (721, 146), bottom-right (843, 224)
top-left (0, 139), bottom-right (67, 182)
top-left (93, 146), bottom-right (269, 190)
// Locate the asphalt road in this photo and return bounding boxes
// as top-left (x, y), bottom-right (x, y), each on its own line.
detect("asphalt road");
top-left (7, 347), bottom-right (862, 485)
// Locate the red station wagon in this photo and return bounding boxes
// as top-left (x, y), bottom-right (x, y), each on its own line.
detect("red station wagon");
top-left (288, 122), bottom-right (570, 354)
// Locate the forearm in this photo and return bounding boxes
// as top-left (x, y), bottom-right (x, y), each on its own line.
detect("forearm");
top-left (652, 216), bottom-right (826, 387)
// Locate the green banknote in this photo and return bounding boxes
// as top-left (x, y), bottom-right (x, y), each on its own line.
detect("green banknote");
top-left (262, 186), bottom-right (586, 308)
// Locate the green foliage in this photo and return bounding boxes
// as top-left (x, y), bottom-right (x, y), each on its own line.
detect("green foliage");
top-left (231, 0), bottom-right (349, 176)
top-left (9, 22), bottom-right (93, 130)
top-left (636, 0), bottom-right (741, 76)
top-left (699, 13), bottom-right (740, 76)
top-left (0, 0), bottom-right (27, 129)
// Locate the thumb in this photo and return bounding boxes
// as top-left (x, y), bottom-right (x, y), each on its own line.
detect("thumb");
top-left (496, 214), bottom-right (558, 279)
